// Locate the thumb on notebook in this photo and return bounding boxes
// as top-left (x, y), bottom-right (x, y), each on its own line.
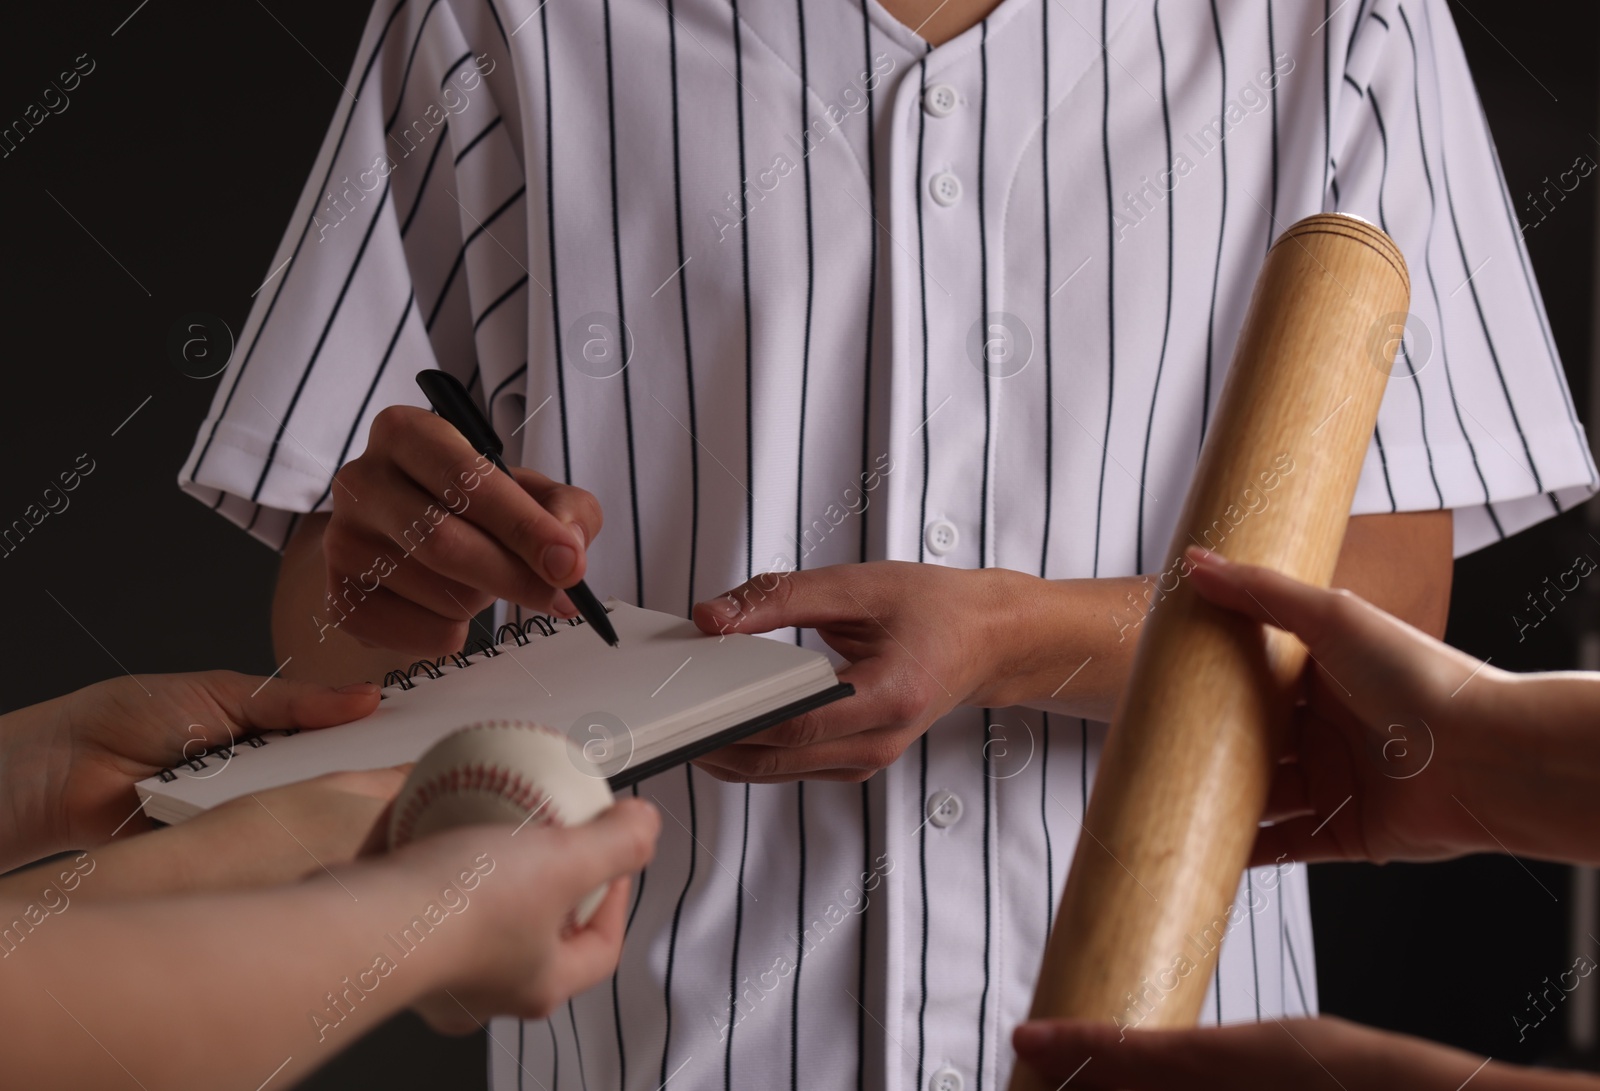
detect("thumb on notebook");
top-left (240, 676), bottom-right (384, 732)
top-left (6, 672), bottom-right (385, 869)
top-left (118, 671), bottom-right (381, 747)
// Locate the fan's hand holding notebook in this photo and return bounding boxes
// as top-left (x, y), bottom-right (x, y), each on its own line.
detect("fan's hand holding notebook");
top-left (136, 602), bottom-right (852, 825)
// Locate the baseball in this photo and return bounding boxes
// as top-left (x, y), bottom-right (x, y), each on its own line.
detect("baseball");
top-left (389, 721), bottom-right (617, 925)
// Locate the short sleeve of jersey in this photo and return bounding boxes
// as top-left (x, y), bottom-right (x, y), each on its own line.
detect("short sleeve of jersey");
top-left (1330, 0), bottom-right (1595, 555)
top-left (178, 0), bottom-right (532, 550)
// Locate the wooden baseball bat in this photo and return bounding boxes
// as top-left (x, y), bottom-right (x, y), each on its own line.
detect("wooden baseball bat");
top-left (1007, 213), bottom-right (1409, 1091)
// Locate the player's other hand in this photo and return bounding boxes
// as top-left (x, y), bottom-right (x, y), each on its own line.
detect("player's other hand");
top-left (1184, 546), bottom-right (1505, 866)
top-left (689, 561), bottom-right (1016, 782)
top-left (325, 404), bottom-right (603, 655)
top-left (405, 797), bottom-right (660, 1030)
top-left (1010, 1017), bottom-right (1546, 1091)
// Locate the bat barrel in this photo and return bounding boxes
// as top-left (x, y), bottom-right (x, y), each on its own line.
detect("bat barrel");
top-left (1007, 213), bottom-right (1409, 1090)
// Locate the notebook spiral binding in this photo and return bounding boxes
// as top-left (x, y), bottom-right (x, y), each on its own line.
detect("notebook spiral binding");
top-left (153, 613), bottom-right (587, 783)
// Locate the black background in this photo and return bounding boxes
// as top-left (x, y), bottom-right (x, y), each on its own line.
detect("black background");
top-left (0, 0), bottom-right (1595, 1085)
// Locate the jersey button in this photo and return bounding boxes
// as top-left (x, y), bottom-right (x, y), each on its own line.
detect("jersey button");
top-left (924, 519), bottom-right (959, 556)
top-left (929, 171), bottom-right (963, 207)
top-left (927, 790), bottom-right (963, 830)
top-left (923, 83), bottom-right (959, 117)
top-left (929, 1066), bottom-right (964, 1091)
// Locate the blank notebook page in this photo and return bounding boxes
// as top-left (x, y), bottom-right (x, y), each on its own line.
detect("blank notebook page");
top-left (137, 602), bottom-right (841, 824)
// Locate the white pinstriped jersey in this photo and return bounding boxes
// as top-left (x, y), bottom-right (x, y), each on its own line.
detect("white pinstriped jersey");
top-left (180, 0), bottom-right (1595, 1087)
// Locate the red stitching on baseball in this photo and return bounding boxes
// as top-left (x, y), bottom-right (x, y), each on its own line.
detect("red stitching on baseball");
top-left (392, 747), bottom-right (567, 848)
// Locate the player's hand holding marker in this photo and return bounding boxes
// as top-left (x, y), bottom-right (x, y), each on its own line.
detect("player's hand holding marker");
top-left (325, 404), bottom-right (604, 655)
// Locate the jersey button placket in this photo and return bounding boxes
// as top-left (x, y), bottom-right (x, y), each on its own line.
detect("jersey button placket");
top-left (926, 789), bottom-right (963, 829)
top-left (929, 170), bottom-right (963, 207)
top-left (925, 77), bottom-right (964, 209)
top-left (909, 60), bottom-right (980, 571)
top-left (923, 82), bottom-right (960, 117)
top-left (924, 518), bottom-right (960, 557)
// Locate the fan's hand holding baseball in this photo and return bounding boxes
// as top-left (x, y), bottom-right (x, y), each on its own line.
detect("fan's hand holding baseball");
top-left (1186, 546), bottom-right (1600, 869)
top-left (0, 670), bottom-right (380, 871)
top-left (0, 796), bottom-right (656, 1091)
top-left (0, 766), bottom-right (406, 908)
top-left (402, 798), bottom-right (660, 1032)
top-left (324, 405), bottom-right (604, 656)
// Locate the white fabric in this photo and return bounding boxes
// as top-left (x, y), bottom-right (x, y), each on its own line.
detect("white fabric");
top-left (180, 0), bottom-right (1595, 1088)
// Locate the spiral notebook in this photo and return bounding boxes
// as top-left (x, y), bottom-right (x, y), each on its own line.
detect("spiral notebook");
top-left (136, 602), bottom-right (853, 825)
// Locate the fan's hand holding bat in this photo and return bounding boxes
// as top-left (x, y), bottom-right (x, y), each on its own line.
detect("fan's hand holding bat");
top-left (1184, 545), bottom-right (1600, 870)
top-left (1009, 550), bottom-right (1600, 1091)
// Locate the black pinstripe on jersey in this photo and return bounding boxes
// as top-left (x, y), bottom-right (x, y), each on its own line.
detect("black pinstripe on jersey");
top-left (723, 784), bottom-right (751, 1091)
top-left (548, 1016), bottom-right (559, 1090)
top-left (1091, 0), bottom-right (1114, 578)
top-left (1039, 0), bottom-right (1055, 580)
top-left (915, 55), bottom-right (932, 568)
top-left (915, 734), bottom-right (930, 1091)
top-left (601, 0), bottom-right (644, 608)
top-left (976, 715), bottom-right (994, 1091)
top-left (489, 361), bottom-right (528, 405)
top-left (791, 781), bottom-right (807, 1091)
top-left (568, 1001), bottom-right (590, 1091)
top-left (857, 0), bottom-right (879, 565)
top-left (659, 766), bottom-right (698, 1091)
top-left (796, 0), bottom-right (818, 605)
top-left (1038, 0), bottom-right (1058, 962)
top-left (455, 115), bottom-right (502, 164)
top-left (470, 271), bottom-right (528, 332)
top-left (1136, 0), bottom-right (1175, 572)
top-left (854, 14), bottom-right (879, 1082)
top-left (399, 118), bottom-right (450, 235)
top-left (538, 1), bottom-right (571, 486)
top-left (855, 779), bottom-right (871, 1091)
top-left (609, 780), bottom-right (647, 1090)
top-left (977, 21), bottom-right (991, 568)
top-left (426, 185), bottom-right (526, 329)
top-left (666, 0), bottom-right (701, 617)
top-left (734, 0), bottom-right (754, 585)
top-left (1200, 0), bottom-right (1227, 448)
top-left (1040, 715), bottom-right (1054, 937)
top-left (1267, 0), bottom-right (1279, 236)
